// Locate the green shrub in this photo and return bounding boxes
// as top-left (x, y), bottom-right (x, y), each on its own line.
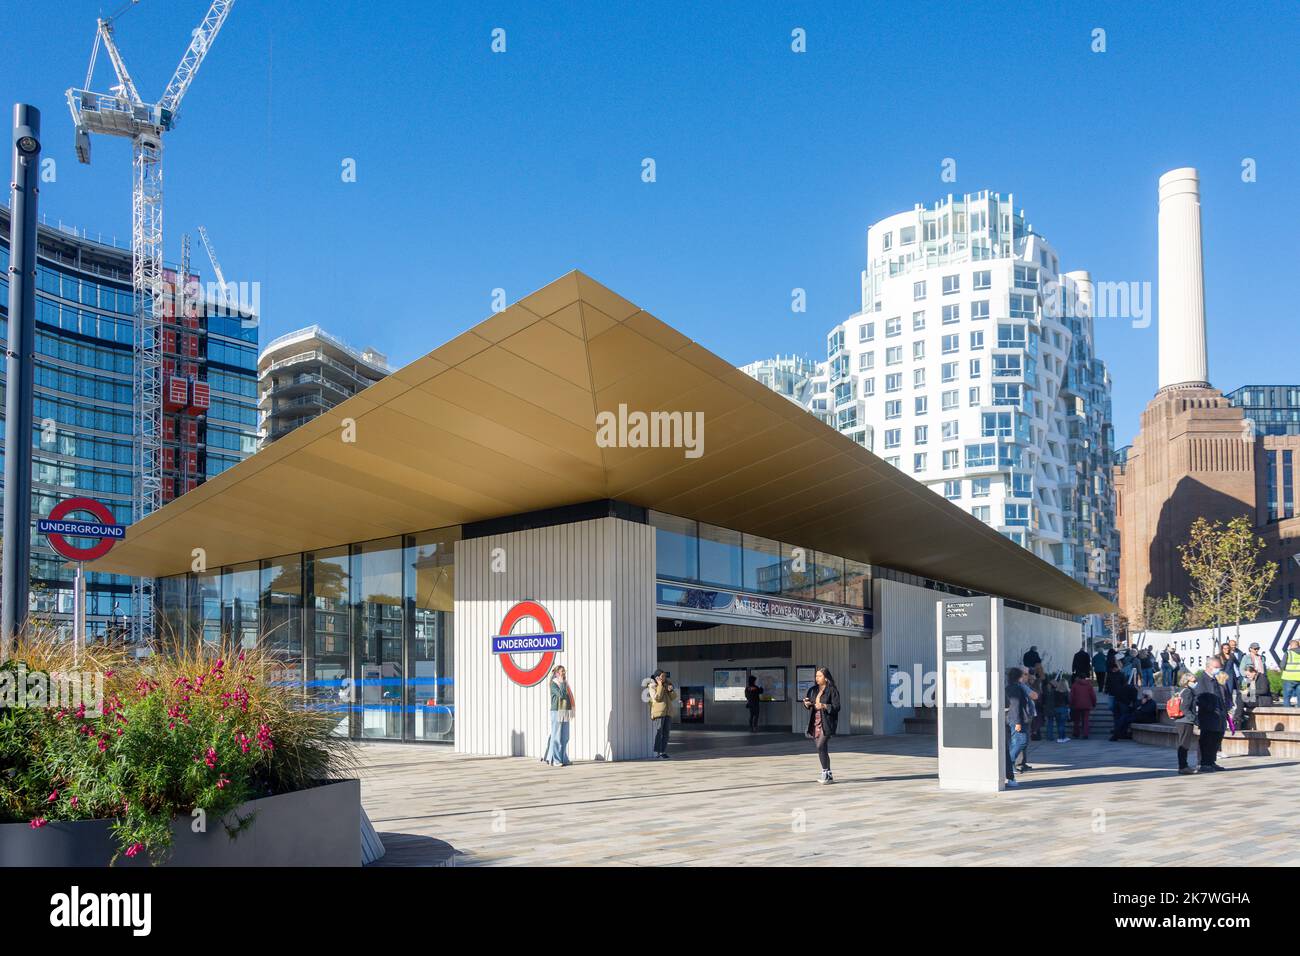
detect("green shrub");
top-left (1, 631), bottom-right (353, 863)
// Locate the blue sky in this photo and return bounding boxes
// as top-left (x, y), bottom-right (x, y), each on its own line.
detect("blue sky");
top-left (3, 0), bottom-right (1297, 443)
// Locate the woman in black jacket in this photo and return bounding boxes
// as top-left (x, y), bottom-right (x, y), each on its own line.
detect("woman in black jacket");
top-left (802, 666), bottom-right (841, 784)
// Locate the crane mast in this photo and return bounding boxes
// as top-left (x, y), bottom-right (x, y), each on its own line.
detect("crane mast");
top-left (65, 0), bottom-right (236, 643)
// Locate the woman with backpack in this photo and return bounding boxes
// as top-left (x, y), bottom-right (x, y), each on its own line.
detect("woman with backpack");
top-left (1171, 671), bottom-right (1198, 775)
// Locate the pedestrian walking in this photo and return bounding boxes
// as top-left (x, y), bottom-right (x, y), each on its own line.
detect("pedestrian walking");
top-left (1193, 656), bottom-right (1229, 772)
top-left (1072, 646), bottom-right (1092, 681)
top-left (1092, 647), bottom-right (1109, 692)
top-left (1170, 671), bottom-right (1198, 775)
top-left (1160, 646), bottom-right (1174, 688)
top-left (744, 674), bottom-right (763, 732)
top-left (1005, 667), bottom-right (1034, 788)
top-left (801, 666), bottom-right (841, 784)
top-left (542, 664), bottom-right (575, 766)
top-left (648, 669), bottom-right (677, 759)
top-left (1023, 645), bottom-right (1042, 670)
top-left (1069, 672), bottom-right (1097, 739)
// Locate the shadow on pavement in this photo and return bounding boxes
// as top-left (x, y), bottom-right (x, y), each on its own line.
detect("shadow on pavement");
top-left (367, 833), bottom-right (469, 867)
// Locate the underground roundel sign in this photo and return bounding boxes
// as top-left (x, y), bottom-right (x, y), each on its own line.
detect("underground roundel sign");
top-left (37, 497), bottom-right (125, 562)
top-left (492, 600), bottom-right (564, 687)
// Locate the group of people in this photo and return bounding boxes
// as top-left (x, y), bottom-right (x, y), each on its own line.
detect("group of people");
top-left (539, 663), bottom-right (843, 785)
top-left (541, 635), bottom-right (1300, 776)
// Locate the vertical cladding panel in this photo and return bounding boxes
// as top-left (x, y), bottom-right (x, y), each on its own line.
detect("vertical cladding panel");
top-left (453, 517), bottom-right (655, 761)
top-left (1002, 605), bottom-right (1082, 674)
top-left (875, 579), bottom-right (947, 735)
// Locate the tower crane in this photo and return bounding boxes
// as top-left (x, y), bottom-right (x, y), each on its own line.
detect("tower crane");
top-left (66, 0), bottom-right (236, 641)
top-left (196, 225), bottom-right (229, 306)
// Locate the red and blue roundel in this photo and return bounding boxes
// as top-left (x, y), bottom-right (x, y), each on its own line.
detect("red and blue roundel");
top-left (493, 600), bottom-right (564, 686)
top-left (37, 497), bottom-right (125, 562)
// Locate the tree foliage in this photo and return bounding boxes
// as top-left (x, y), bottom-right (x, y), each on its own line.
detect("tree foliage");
top-left (1179, 516), bottom-right (1277, 637)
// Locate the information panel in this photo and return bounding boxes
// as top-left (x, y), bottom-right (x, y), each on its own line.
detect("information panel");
top-left (940, 597), bottom-right (992, 750)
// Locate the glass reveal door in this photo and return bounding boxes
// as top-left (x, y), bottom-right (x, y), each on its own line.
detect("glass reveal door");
top-left (405, 530), bottom-right (456, 742)
top-left (307, 547), bottom-right (352, 737)
top-left (355, 538), bottom-right (404, 740)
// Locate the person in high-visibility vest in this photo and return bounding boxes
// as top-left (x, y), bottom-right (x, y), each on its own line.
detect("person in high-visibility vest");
top-left (1282, 638), bottom-right (1300, 708)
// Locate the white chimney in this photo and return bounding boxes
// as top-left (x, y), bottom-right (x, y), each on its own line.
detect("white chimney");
top-left (1157, 167), bottom-right (1210, 391)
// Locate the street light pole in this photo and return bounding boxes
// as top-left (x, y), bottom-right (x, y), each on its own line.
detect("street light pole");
top-left (2, 104), bottom-right (41, 658)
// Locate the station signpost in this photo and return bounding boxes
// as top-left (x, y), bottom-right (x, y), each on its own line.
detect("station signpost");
top-left (37, 497), bottom-right (125, 663)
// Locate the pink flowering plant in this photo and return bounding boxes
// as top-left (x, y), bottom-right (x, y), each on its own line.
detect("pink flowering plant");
top-left (1, 631), bottom-right (352, 863)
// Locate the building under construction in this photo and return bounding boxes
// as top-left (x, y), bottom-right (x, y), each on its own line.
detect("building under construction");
top-left (0, 205), bottom-right (258, 639)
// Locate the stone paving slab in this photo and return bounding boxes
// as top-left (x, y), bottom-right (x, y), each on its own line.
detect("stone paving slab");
top-left (356, 733), bottom-right (1300, 867)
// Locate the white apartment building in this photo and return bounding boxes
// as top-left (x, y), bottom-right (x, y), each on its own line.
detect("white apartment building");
top-left (821, 191), bottom-right (1117, 596)
top-left (739, 354), bottom-right (832, 427)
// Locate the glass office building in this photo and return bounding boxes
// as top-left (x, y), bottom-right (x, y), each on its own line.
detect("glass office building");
top-left (1227, 385), bottom-right (1300, 437)
top-left (0, 204), bottom-right (258, 639)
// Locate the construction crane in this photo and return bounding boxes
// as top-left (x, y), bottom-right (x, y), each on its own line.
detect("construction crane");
top-left (66, 0), bottom-right (236, 642)
top-left (196, 225), bottom-right (229, 306)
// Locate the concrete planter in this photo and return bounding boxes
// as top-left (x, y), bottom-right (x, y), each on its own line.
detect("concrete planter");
top-left (0, 779), bottom-right (360, 867)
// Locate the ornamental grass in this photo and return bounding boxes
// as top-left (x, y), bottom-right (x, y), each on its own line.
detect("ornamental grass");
top-left (1, 623), bottom-right (355, 863)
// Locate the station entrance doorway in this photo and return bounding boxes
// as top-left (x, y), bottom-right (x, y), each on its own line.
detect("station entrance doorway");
top-left (654, 618), bottom-right (873, 736)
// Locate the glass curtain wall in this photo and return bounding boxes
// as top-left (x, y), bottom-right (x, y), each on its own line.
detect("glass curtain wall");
top-left (406, 529), bottom-right (456, 741)
top-left (354, 538), bottom-right (404, 741)
top-left (221, 562), bottom-right (260, 650)
top-left (261, 555), bottom-right (304, 690)
top-left (193, 572), bottom-right (221, 646)
top-left (649, 510), bottom-right (873, 611)
top-left (307, 547), bottom-right (353, 738)
top-left (155, 525), bottom-right (459, 743)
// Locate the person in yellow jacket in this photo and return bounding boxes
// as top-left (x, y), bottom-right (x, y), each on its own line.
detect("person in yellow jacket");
top-left (1281, 637), bottom-right (1300, 708)
top-left (648, 669), bottom-right (677, 758)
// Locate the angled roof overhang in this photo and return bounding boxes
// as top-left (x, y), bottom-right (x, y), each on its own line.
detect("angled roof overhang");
top-left (89, 270), bottom-right (1115, 617)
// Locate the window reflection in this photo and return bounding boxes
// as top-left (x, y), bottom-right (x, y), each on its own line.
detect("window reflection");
top-left (221, 562), bottom-right (259, 650)
top-left (742, 534), bottom-right (782, 594)
top-left (782, 543), bottom-right (817, 600)
top-left (308, 547), bottom-right (352, 738)
top-left (406, 529), bottom-right (456, 741)
top-left (651, 514), bottom-right (871, 610)
top-left (261, 555), bottom-right (303, 692)
top-left (814, 553), bottom-right (845, 606)
top-left (699, 523), bottom-right (743, 589)
top-left (354, 538), bottom-right (404, 741)
top-left (649, 511), bottom-right (698, 581)
top-left (194, 571), bottom-right (221, 646)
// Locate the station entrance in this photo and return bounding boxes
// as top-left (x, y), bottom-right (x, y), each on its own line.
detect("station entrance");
top-left (654, 617), bottom-right (874, 736)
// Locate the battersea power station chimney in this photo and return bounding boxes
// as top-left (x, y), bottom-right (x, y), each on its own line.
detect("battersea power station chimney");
top-left (1156, 167), bottom-right (1210, 392)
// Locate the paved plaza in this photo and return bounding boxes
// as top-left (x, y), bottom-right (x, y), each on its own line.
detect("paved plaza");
top-left (356, 730), bottom-right (1300, 867)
